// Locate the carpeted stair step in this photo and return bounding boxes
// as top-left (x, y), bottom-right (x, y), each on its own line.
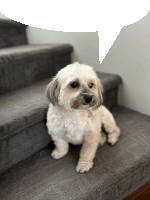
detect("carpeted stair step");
top-left (0, 44), bottom-right (73, 95)
top-left (97, 72), bottom-right (122, 108)
top-left (0, 105), bottom-right (150, 200)
top-left (0, 19), bottom-right (28, 48)
top-left (0, 72), bottom-right (121, 174)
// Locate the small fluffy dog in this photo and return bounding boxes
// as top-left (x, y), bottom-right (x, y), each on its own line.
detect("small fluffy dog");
top-left (46, 63), bottom-right (120, 173)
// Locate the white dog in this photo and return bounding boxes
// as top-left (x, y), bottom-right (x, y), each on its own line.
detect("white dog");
top-left (46, 62), bottom-right (120, 173)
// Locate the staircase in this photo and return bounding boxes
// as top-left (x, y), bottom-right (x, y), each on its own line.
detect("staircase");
top-left (0, 19), bottom-right (150, 200)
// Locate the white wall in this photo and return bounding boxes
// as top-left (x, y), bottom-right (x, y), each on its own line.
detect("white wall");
top-left (101, 11), bottom-right (150, 116)
top-left (27, 27), bottom-right (100, 71)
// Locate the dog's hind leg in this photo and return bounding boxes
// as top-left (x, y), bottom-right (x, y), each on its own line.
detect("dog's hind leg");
top-left (99, 131), bottom-right (107, 146)
top-left (99, 105), bottom-right (120, 145)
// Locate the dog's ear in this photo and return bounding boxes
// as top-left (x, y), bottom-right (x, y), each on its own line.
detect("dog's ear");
top-left (97, 77), bottom-right (103, 106)
top-left (46, 77), bottom-right (58, 105)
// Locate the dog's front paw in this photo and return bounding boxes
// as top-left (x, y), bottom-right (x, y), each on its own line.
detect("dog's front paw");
top-left (76, 161), bottom-right (93, 173)
top-left (51, 149), bottom-right (67, 159)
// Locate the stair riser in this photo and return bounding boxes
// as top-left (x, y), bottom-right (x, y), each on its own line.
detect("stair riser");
top-left (0, 53), bottom-right (71, 95)
top-left (0, 86), bottom-right (119, 174)
top-left (0, 121), bottom-right (51, 174)
top-left (0, 28), bottom-right (28, 48)
top-left (103, 87), bottom-right (118, 108)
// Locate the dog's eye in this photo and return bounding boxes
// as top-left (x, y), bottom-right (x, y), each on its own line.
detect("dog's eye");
top-left (89, 83), bottom-right (93, 88)
top-left (70, 82), bottom-right (79, 88)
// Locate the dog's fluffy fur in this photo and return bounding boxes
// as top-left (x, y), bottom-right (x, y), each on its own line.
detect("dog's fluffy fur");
top-left (46, 63), bottom-right (120, 173)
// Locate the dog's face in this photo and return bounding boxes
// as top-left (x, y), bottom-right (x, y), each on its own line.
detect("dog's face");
top-left (46, 63), bottom-right (103, 110)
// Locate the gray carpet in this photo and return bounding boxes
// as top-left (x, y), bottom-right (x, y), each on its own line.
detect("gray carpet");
top-left (0, 44), bottom-right (73, 95)
top-left (0, 105), bottom-right (150, 200)
top-left (0, 19), bottom-right (27, 49)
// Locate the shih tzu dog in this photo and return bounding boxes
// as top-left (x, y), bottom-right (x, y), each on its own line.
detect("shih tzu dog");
top-left (46, 62), bottom-right (120, 173)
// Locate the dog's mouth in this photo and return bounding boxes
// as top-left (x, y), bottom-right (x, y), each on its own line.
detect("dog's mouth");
top-left (71, 95), bottom-right (99, 110)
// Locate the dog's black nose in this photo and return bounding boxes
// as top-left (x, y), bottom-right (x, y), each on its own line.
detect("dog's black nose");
top-left (84, 95), bottom-right (92, 103)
